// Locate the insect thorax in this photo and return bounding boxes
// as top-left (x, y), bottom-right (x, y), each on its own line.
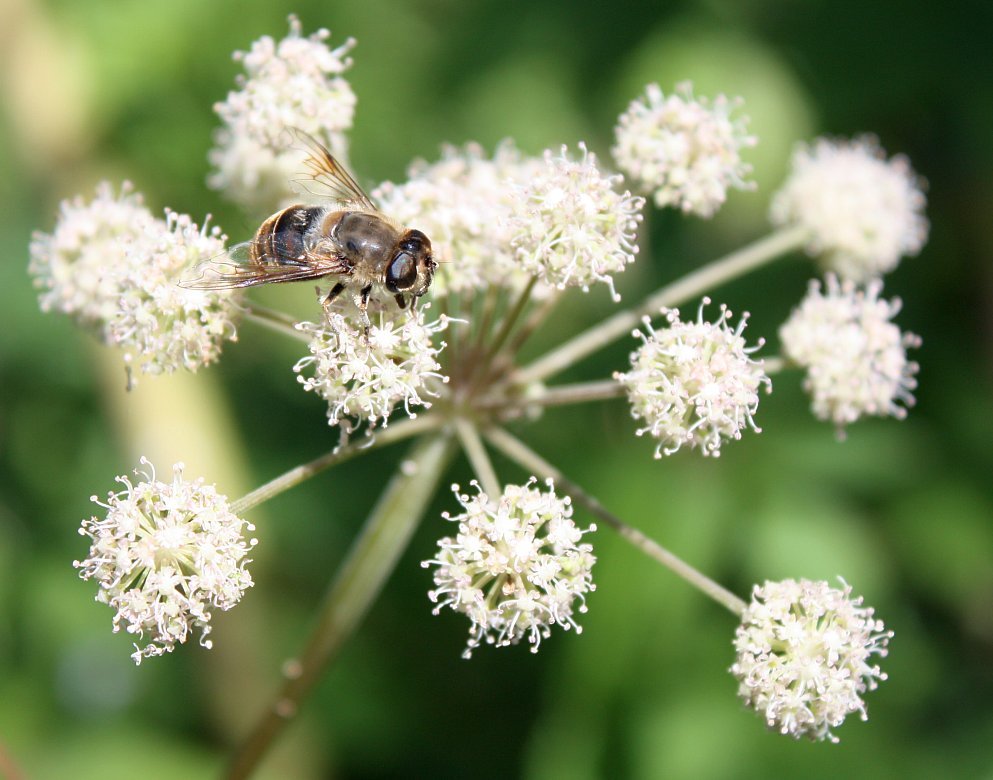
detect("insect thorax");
top-left (331, 212), bottom-right (399, 274)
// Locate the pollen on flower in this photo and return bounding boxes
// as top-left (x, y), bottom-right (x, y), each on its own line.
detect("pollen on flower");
top-left (615, 299), bottom-right (771, 457)
top-left (373, 140), bottom-right (545, 298)
top-left (509, 143), bottom-right (644, 301)
top-left (209, 15), bottom-right (357, 212)
top-left (770, 136), bottom-right (928, 281)
top-left (28, 181), bottom-right (156, 337)
top-left (731, 578), bottom-right (892, 743)
top-left (612, 82), bottom-right (757, 218)
top-left (779, 275), bottom-right (920, 432)
top-left (294, 307), bottom-right (450, 434)
top-left (423, 479), bottom-right (596, 658)
top-left (110, 211), bottom-right (241, 381)
top-left (74, 459), bottom-right (257, 665)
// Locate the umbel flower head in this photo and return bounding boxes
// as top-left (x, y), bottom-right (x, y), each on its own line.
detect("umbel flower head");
top-left (424, 479), bottom-right (596, 658)
top-left (779, 275), bottom-right (920, 432)
top-left (29, 184), bottom-right (241, 383)
top-left (612, 81), bottom-right (757, 218)
top-left (509, 143), bottom-right (644, 301)
top-left (75, 459), bottom-right (258, 665)
top-left (294, 306), bottom-right (450, 435)
top-left (731, 578), bottom-right (892, 743)
top-left (210, 15), bottom-right (357, 212)
top-left (770, 136), bottom-right (928, 282)
top-left (28, 181), bottom-right (156, 337)
top-left (111, 210), bottom-right (241, 379)
top-left (373, 140), bottom-right (545, 298)
top-left (615, 299), bottom-right (771, 457)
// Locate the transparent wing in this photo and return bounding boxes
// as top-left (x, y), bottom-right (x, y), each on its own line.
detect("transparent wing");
top-left (289, 128), bottom-right (379, 212)
top-left (180, 241), bottom-right (353, 290)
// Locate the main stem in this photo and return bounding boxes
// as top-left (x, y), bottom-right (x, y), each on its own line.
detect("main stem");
top-left (484, 426), bottom-right (746, 616)
top-left (514, 226), bottom-right (807, 386)
top-left (227, 432), bottom-right (455, 779)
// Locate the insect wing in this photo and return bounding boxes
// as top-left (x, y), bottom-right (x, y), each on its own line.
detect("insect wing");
top-left (180, 241), bottom-right (351, 290)
top-left (179, 242), bottom-right (256, 289)
top-left (289, 128), bottom-right (379, 213)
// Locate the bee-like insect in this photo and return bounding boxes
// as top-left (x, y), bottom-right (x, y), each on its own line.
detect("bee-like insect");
top-left (183, 130), bottom-right (435, 321)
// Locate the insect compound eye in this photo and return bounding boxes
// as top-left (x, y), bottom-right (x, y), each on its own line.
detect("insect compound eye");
top-left (385, 252), bottom-right (418, 292)
top-left (399, 229), bottom-right (429, 255)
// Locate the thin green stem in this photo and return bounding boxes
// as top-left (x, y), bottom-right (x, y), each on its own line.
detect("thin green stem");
top-left (483, 426), bottom-right (746, 616)
top-left (244, 303), bottom-right (309, 342)
top-left (501, 289), bottom-right (562, 364)
top-left (514, 226), bottom-right (808, 386)
top-left (230, 414), bottom-right (442, 515)
top-left (477, 379), bottom-right (625, 412)
top-left (480, 275), bottom-right (538, 368)
top-left (226, 433), bottom-right (455, 780)
top-left (454, 418), bottom-right (501, 497)
top-left (471, 278), bottom-right (551, 395)
top-left (470, 284), bottom-right (501, 354)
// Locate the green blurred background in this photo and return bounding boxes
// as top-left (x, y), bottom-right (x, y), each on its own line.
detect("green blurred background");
top-left (1, 0), bottom-right (991, 777)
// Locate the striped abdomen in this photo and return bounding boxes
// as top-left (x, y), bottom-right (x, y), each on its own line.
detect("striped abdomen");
top-left (250, 205), bottom-right (324, 267)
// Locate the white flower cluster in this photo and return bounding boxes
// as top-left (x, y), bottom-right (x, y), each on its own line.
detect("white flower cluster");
top-left (112, 211), bottom-right (240, 378)
top-left (612, 82), bottom-right (756, 218)
top-left (28, 181), bottom-right (156, 334)
top-left (75, 459), bottom-right (257, 664)
top-left (29, 183), bottom-right (241, 382)
top-left (770, 136), bottom-right (928, 281)
top-left (210, 16), bottom-right (357, 212)
top-left (779, 275), bottom-right (920, 431)
top-left (509, 143), bottom-right (644, 301)
top-left (373, 141), bottom-right (544, 298)
top-left (615, 300), bottom-right (770, 457)
top-left (424, 479), bottom-right (596, 658)
top-left (731, 578), bottom-right (892, 743)
top-left (294, 308), bottom-right (449, 433)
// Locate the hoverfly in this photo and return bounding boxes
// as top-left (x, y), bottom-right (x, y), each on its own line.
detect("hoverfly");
top-left (183, 130), bottom-right (435, 322)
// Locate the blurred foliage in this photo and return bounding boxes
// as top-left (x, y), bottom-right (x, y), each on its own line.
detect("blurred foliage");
top-left (1, 0), bottom-right (992, 778)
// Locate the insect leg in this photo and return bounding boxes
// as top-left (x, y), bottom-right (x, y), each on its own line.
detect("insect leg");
top-left (394, 293), bottom-right (407, 310)
top-left (321, 282), bottom-right (347, 320)
top-left (359, 284), bottom-right (373, 338)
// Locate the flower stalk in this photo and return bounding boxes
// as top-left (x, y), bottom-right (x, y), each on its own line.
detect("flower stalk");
top-left (231, 414), bottom-right (443, 514)
top-left (480, 274), bottom-right (539, 364)
top-left (227, 432), bottom-right (455, 780)
top-left (477, 379), bottom-right (625, 413)
top-left (514, 225), bottom-right (808, 386)
top-left (483, 425), bottom-right (746, 616)
top-left (454, 417), bottom-right (502, 498)
top-left (243, 302), bottom-right (311, 342)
